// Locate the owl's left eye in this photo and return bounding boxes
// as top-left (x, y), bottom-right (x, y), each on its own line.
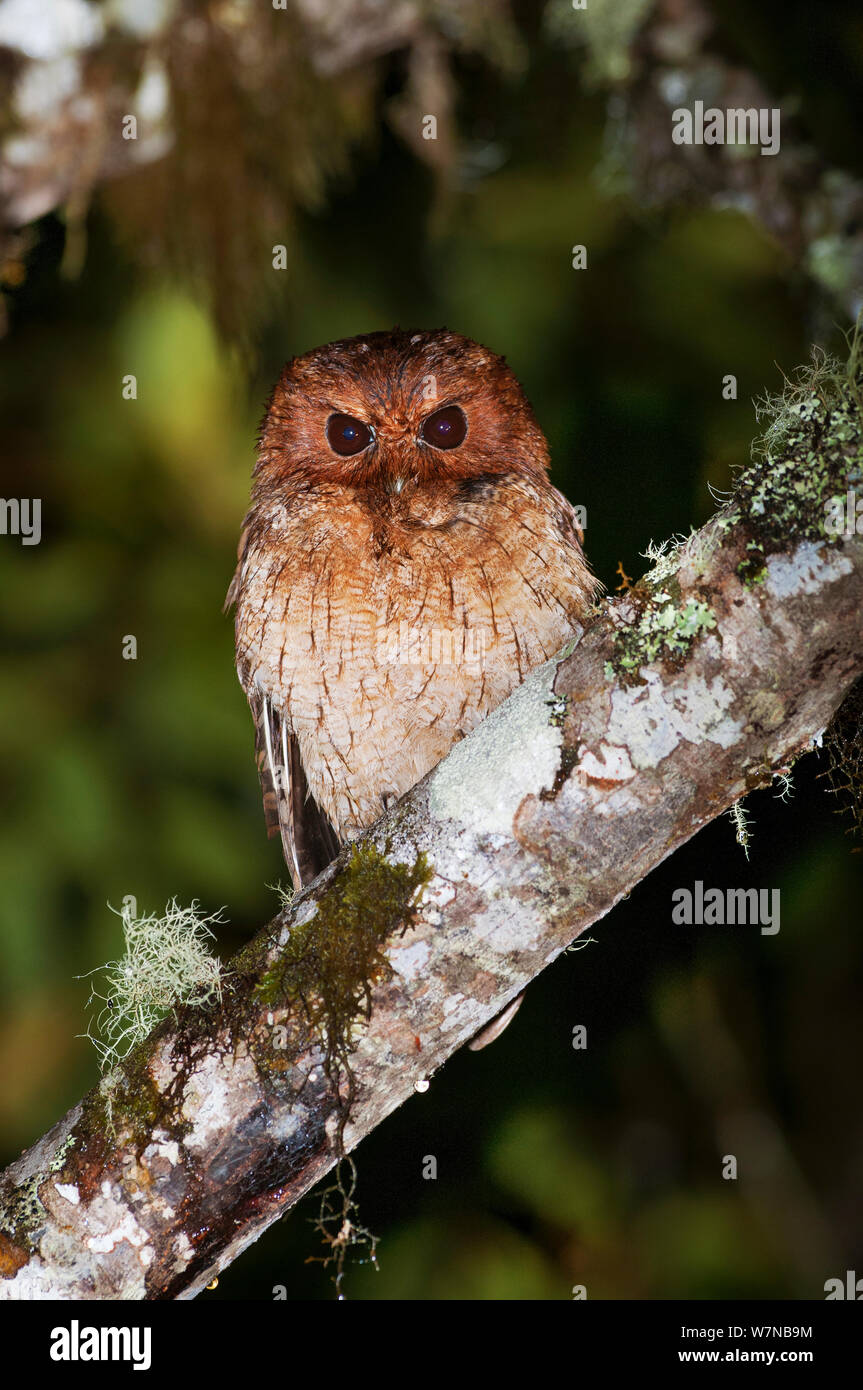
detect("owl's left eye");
top-left (420, 405), bottom-right (467, 450)
top-left (326, 413), bottom-right (373, 456)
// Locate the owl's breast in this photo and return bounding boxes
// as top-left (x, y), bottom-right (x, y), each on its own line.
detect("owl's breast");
top-left (235, 478), bottom-right (594, 835)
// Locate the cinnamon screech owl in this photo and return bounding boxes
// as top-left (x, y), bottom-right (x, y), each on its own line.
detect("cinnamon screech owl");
top-left (228, 328), bottom-right (600, 891)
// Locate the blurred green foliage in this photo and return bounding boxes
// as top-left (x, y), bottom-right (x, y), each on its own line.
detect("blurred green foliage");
top-left (0, 0), bottom-right (861, 1300)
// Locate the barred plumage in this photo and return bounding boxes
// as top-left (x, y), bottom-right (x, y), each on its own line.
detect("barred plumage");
top-left (228, 328), bottom-right (600, 889)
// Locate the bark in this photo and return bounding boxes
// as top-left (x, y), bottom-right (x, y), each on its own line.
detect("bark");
top-left (0, 347), bottom-right (862, 1299)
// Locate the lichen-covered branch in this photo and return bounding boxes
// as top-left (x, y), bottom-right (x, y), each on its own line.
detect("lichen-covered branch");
top-left (1, 343), bottom-right (862, 1299)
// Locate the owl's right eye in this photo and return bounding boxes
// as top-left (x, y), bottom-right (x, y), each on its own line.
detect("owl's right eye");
top-left (326, 413), bottom-right (372, 456)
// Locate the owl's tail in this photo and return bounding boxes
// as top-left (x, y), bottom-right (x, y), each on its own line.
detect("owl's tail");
top-left (253, 694), bottom-right (342, 892)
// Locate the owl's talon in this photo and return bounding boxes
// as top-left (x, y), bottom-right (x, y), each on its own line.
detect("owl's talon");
top-left (468, 990), bottom-right (526, 1051)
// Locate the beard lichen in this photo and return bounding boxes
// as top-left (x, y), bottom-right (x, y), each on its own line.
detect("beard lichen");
top-left (256, 840), bottom-right (431, 1291)
top-left (81, 899), bottom-right (225, 1073)
top-left (727, 798), bottom-right (753, 859)
top-left (822, 676), bottom-right (863, 845)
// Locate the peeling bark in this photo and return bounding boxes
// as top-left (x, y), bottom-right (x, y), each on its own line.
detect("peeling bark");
top-left (1, 350), bottom-right (862, 1299)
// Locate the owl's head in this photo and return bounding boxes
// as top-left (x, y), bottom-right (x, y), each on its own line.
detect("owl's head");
top-left (255, 328), bottom-right (551, 493)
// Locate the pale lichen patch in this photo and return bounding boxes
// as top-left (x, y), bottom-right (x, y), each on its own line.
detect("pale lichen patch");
top-left (389, 938), bottom-right (431, 982)
top-left (277, 896), bottom-right (318, 947)
top-left (746, 689), bottom-right (786, 733)
top-left (607, 668), bottom-right (742, 770)
top-left (172, 1231), bottom-right (194, 1274)
top-left (182, 1045), bottom-right (260, 1154)
top-left (87, 1208), bottom-right (150, 1254)
top-left (575, 742), bottom-right (636, 785)
top-left (438, 993), bottom-right (485, 1034)
top-left (764, 540), bottom-right (853, 599)
top-left (429, 657), bottom-right (564, 835)
top-left (141, 1137), bottom-right (181, 1169)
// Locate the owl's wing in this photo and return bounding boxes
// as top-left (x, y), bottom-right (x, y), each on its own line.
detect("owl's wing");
top-left (252, 690), bottom-right (342, 892)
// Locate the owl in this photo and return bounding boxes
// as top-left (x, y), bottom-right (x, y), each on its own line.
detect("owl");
top-left (228, 328), bottom-right (600, 891)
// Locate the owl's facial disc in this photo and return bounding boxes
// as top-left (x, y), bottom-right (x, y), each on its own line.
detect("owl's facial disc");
top-left (256, 329), bottom-right (553, 495)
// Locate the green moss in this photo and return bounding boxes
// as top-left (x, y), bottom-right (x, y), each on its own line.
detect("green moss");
top-left (738, 551), bottom-right (767, 587)
top-left (63, 1039), bottom-right (191, 1191)
top-left (100, 1064), bottom-right (170, 1146)
top-left (608, 587), bottom-right (717, 684)
top-left (257, 842), bottom-right (431, 1068)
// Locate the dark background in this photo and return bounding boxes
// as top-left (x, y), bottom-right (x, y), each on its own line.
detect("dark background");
top-left (0, 0), bottom-right (861, 1298)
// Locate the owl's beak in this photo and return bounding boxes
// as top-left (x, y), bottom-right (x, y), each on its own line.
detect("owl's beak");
top-left (383, 468), bottom-right (422, 495)
top-left (379, 443), bottom-right (417, 495)
top-left (370, 430), bottom-right (420, 494)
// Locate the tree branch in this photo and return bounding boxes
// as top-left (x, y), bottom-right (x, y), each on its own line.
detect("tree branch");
top-left (1, 344), bottom-right (862, 1299)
